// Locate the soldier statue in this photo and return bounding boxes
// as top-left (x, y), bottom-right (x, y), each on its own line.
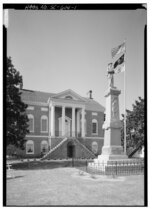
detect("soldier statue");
top-left (107, 63), bottom-right (114, 88)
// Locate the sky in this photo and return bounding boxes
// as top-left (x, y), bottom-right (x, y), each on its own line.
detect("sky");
top-left (7, 7), bottom-right (146, 116)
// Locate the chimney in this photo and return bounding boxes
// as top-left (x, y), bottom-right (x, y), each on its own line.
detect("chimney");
top-left (89, 90), bottom-right (93, 99)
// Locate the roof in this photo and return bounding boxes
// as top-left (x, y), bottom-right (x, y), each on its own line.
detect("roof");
top-left (21, 89), bottom-right (105, 112)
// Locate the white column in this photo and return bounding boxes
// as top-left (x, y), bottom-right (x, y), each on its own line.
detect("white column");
top-left (50, 105), bottom-right (55, 137)
top-left (77, 109), bottom-right (80, 136)
top-left (81, 108), bottom-right (85, 137)
top-left (62, 106), bottom-right (65, 136)
top-left (72, 107), bottom-right (75, 137)
top-left (48, 106), bottom-right (51, 150)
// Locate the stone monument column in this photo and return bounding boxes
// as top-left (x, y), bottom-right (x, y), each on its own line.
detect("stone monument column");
top-left (96, 65), bottom-right (128, 163)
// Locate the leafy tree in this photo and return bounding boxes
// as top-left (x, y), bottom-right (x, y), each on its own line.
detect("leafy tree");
top-left (121, 97), bottom-right (144, 151)
top-left (6, 57), bottom-right (29, 149)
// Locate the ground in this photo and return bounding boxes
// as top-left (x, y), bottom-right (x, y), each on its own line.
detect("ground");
top-left (6, 167), bottom-right (144, 206)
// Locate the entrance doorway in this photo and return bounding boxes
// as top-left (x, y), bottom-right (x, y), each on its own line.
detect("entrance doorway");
top-left (65, 119), bottom-right (70, 137)
top-left (59, 116), bottom-right (71, 137)
top-left (67, 142), bottom-right (75, 158)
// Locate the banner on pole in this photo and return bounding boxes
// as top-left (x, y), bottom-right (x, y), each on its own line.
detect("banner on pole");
top-left (113, 54), bottom-right (125, 74)
top-left (111, 42), bottom-right (126, 59)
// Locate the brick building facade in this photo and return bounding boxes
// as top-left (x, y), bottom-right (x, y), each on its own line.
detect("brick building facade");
top-left (21, 89), bottom-right (105, 159)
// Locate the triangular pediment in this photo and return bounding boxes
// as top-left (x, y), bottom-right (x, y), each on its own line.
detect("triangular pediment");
top-left (51, 89), bottom-right (86, 101)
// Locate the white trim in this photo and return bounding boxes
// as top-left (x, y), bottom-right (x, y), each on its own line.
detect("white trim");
top-left (28, 114), bottom-right (34, 133)
top-left (50, 100), bottom-right (86, 109)
top-left (81, 108), bottom-right (85, 137)
top-left (92, 112), bottom-right (98, 116)
top-left (84, 137), bottom-right (104, 140)
top-left (72, 107), bottom-right (75, 137)
top-left (77, 110), bottom-right (80, 135)
top-left (41, 115), bottom-right (48, 133)
top-left (52, 89), bottom-right (86, 101)
top-left (26, 135), bottom-right (48, 138)
top-left (23, 100), bottom-right (48, 106)
top-left (27, 106), bottom-right (34, 110)
top-left (26, 140), bottom-right (34, 154)
top-left (64, 94), bottom-right (75, 100)
top-left (41, 107), bottom-right (48, 111)
top-left (50, 105), bottom-right (55, 136)
top-left (84, 119), bottom-right (87, 135)
top-left (25, 135), bottom-right (104, 140)
top-left (61, 106), bottom-right (65, 136)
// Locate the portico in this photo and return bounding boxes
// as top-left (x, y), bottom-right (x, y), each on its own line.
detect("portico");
top-left (48, 100), bottom-right (86, 138)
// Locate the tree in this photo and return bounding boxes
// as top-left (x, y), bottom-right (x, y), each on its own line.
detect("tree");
top-left (6, 57), bottom-right (29, 149)
top-left (121, 97), bottom-right (144, 150)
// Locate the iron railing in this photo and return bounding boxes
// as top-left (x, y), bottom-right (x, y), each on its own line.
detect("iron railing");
top-left (72, 158), bottom-right (144, 176)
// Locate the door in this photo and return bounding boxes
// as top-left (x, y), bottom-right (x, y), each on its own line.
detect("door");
top-left (65, 119), bottom-right (70, 137)
top-left (67, 142), bottom-right (75, 158)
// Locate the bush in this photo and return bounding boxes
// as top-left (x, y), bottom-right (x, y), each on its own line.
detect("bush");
top-left (7, 144), bottom-right (25, 159)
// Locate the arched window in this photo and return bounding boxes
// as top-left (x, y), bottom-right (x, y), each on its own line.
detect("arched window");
top-left (92, 141), bottom-right (98, 154)
top-left (92, 119), bottom-right (98, 134)
top-left (26, 140), bottom-right (34, 154)
top-left (65, 95), bottom-right (73, 100)
top-left (41, 140), bottom-right (48, 154)
top-left (41, 115), bottom-right (48, 132)
top-left (28, 114), bottom-right (34, 132)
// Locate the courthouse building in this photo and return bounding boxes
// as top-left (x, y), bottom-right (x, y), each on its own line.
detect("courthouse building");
top-left (21, 89), bottom-right (105, 159)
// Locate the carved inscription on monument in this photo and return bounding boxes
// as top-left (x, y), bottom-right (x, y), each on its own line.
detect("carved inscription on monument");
top-left (111, 96), bottom-right (119, 120)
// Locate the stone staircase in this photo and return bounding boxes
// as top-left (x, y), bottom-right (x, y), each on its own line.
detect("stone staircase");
top-left (41, 137), bottom-right (68, 160)
top-left (41, 137), bottom-right (96, 160)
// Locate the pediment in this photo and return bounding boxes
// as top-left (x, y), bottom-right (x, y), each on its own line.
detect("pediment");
top-left (51, 89), bottom-right (86, 101)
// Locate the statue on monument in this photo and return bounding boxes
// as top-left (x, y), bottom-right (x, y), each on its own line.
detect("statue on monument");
top-left (107, 63), bottom-right (115, 88)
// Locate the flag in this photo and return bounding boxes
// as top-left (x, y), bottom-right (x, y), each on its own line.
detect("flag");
top-left (111, 42), bottom-right (126, 59)
top-left (113, 54), bottom-right (125, 73)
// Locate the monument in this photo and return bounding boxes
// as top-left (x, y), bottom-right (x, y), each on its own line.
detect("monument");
top-left (88, 63), bottom-right (129, 171)
top-left (96, 63), bottom-right (128, 164)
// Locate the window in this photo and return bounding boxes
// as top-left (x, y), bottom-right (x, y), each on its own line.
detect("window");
top-left (65, 95), bottom-right (73, 99)
top-left (104, 113), bottom-right (106, 121)
top-left (28, 114), bottom-right (34, 132)
top-left (92, 141), bottom-right (98, 154)
top-left (41, 140), bottom-right (48, 154)
top-left (41, 115), bottom-right (48, 132)
top-left (92, 119), bottom-right (98, 134)
top-left (26, 140), bottom-right (34, 154)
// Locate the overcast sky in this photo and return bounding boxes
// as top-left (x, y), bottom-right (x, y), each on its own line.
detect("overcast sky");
top-left (7, 8), bottom-right (146, 116)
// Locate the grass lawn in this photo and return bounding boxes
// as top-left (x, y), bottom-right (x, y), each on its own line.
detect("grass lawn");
top-left (6, 167), bottom-right (144, 206)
